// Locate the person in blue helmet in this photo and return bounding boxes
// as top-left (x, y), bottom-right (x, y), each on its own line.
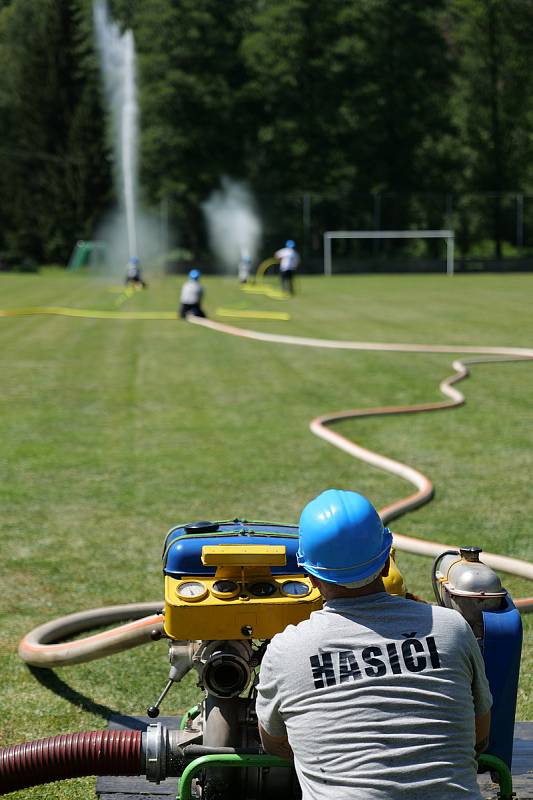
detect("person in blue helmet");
top-left (125, 256), bottom-right (147, 288)
top-left (274, 239), bottom-right (300, 295)
top-left (179, 268), bottom-right (206, 319)
top-left (256, 489), bottom-right (492, 800)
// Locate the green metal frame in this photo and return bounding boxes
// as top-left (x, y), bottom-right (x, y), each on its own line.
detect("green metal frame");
top-left (177, 754), bottom-right (290, 800)
top-left (179, 705), bottom-right (201, 731)
top-left (177, 752), bottom-right (513, 800)
top-left (478, 753), bottom-right (513, 800)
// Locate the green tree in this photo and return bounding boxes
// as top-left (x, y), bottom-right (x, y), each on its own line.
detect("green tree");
top-left (0, 0), bottom-right (111, 263)
top-left (242, 0), bottom-right (454, 255)
top-left (0, 3), bottom-right (13, 260)
top-left (342, 0), bottom-right (454, 196)
top-left (242, 0), bottom-right (357, 199)
top-left (134, 0), bottom-right (255, 255)
top-left (451, 0), bottom-right (533, 257)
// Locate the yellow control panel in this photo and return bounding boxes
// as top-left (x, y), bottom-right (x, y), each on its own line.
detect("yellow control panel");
top-left (164, 544), bottom-right (322, 640)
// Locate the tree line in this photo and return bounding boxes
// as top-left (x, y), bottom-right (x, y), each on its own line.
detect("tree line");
top-left (1, 0), bottom-right (532, 267)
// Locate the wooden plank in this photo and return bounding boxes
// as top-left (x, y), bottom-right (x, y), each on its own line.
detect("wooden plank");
top-left (96, 717), bottom-right (533, 799)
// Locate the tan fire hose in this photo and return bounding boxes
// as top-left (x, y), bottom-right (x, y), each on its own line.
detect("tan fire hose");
top-left (18, 322), bottom-right (533, 669)
top-left (190, 318), bottom-right (533, 611)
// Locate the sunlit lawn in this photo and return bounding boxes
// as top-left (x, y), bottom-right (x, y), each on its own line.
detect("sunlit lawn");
top-left (0, 268), bottom-right (532, 798)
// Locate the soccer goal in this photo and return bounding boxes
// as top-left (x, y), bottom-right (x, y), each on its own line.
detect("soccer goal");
top-left (323, 230), bottom-right (455, 276)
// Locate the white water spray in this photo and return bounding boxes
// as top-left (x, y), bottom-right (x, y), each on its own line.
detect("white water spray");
top-left (202, 178), bottom-right (262, 274)
top-left (93, 0), bottom-right (138, 260)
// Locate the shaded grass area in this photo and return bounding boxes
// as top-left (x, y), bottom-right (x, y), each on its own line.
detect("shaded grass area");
top-left (0, 270), bottom-right (532, 798)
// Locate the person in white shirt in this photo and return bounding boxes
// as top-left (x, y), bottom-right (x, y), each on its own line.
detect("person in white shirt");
top-left (179, 269), bottom-right (206, 318)
top-left (274, 239), bottom-right (300, 294)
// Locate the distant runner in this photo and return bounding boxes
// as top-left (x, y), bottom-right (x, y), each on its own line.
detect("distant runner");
top-left (274, 239), bottom-right (300, 295)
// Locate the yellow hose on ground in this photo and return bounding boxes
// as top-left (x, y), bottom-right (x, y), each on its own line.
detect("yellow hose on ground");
top-left (0, 306), bottom-right (177, 320)
top-left (241, 284), bottom-right (289, 300)
top-left (240, 258), bottom-right (289, 300)
top-left (255, 257), bottom-right (280, 282)
top-left (114, 286), bottom-right (136, 307)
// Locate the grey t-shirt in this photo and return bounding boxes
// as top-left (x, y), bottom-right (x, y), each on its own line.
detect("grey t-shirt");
top-left (256, 593), bottom-right (491, 800)
top-left (180, 280), bottom-right (203, 304)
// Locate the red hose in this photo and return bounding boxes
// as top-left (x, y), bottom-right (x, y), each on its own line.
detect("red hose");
top-left (0, 729), bottom-right (142, 794)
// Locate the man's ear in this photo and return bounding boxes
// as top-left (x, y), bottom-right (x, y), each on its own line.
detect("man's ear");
top-left (381, 556), bottom-right (391, 578)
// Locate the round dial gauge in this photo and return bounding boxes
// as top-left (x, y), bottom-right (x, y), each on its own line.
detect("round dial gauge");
top-left (248, 581), bottom-right (276, 597)
top-left (212, 579), bottom-right (239, 599)
top-left (176, 580), bottom-right (208, 602)
top-left (281, 580), bottom-right (310, 597)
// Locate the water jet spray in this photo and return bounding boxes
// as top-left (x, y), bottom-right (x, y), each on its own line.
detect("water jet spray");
top-left (202, 178), bottom-right (262, 275)
top-left (93, 0), bottom-right (139, 262)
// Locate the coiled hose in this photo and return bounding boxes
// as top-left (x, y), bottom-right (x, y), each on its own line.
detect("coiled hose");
top-left (0, 729), bottom-right (142, 794)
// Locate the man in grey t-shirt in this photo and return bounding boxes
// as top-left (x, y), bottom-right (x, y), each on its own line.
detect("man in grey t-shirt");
top-left (179, 268), bottom-right (206, 319)
top-left (256, 489), bottom-right (492, 800)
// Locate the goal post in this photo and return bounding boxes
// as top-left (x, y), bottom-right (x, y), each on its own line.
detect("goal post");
top-left (323, 230), bottom-right (455, 276)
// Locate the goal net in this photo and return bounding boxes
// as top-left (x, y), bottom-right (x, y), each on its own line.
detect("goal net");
top-left (323, 230), bottom-right (455, 276)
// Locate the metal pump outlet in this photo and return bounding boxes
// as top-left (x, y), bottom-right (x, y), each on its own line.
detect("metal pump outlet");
top-left (432, 547), bottom-right (507, 637)
top-left (195, 639), bottom-right (253, 699)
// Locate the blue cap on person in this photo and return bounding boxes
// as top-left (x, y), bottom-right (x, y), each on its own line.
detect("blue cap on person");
top-left (130, 256), bottom-right (139, 265)
top-left (297, 489), bottom-right (392, 587)
top-left (189, 269), bottom-right (201, 280)
top-left (285, 240), bottom-right (295, 248)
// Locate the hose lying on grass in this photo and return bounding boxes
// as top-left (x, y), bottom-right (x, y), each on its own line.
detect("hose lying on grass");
top-left (18, 604), bottom-right (164, 667)
top-left (17, 325), bottom-right (533, 670)
top-left (192, 319), bottom-right (533, 611)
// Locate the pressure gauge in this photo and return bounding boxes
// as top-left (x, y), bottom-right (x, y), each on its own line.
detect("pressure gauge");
top-left (248, 581), bottom-right (276, 597)
top-left (212, 579), bottom-right (239, 599)
top-left (281, 580), bottom-right (310, 597)
top-left (176, 580), bottom-right (208, 602)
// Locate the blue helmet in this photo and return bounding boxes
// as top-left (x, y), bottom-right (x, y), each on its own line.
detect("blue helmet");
top-left (297, 489), bottom-right (392, 586)
top-left (189, 269), bottom-right (201, 280)
top-left (130, 256), bottom-right (139, 265)
top-left (285, 240), bottom-right (295, 249)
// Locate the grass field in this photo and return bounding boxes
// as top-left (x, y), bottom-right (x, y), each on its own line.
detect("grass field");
top-left (1, 269), bottom-right (532, 799)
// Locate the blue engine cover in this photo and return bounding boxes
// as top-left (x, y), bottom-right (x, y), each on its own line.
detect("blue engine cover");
top-left (163, 520), bottom-right (301, 579)
top-left (482, 595), bottom-right (523, 768)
